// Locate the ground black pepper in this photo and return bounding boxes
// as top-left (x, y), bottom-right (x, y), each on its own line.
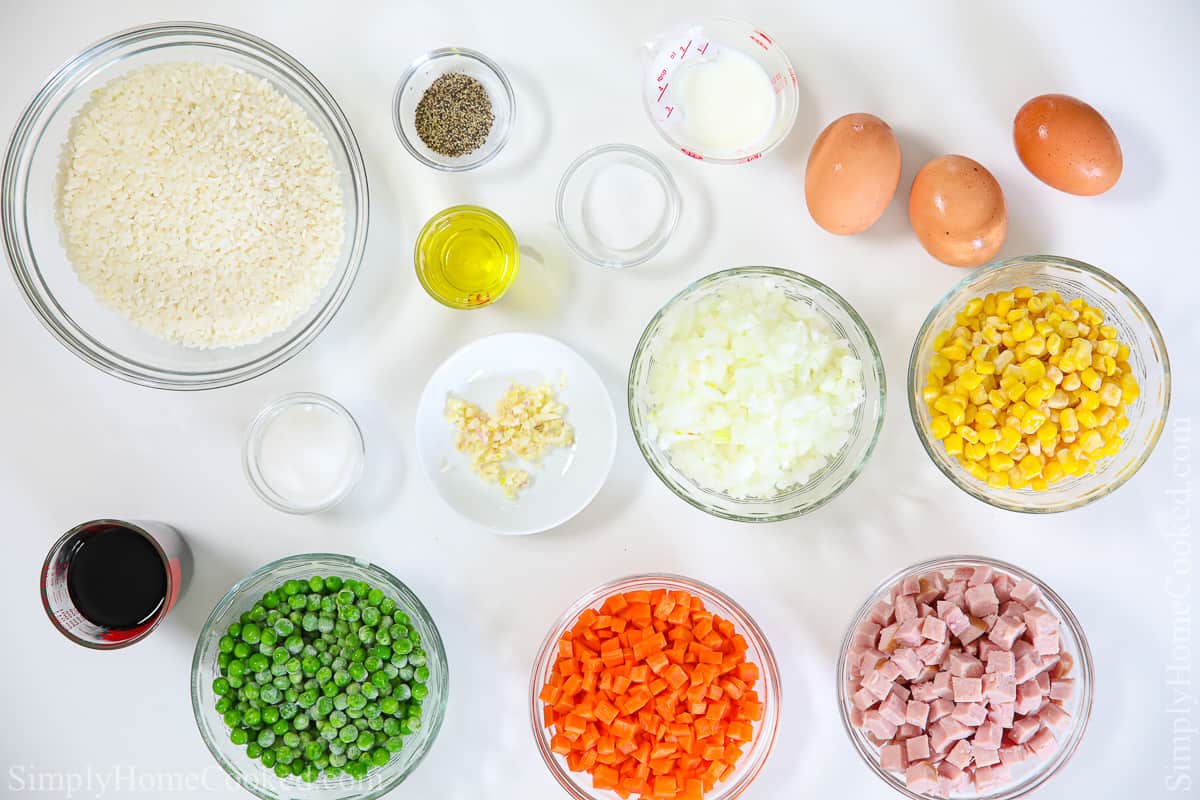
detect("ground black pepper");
top-left (414, 72), bottom-right (495, 158)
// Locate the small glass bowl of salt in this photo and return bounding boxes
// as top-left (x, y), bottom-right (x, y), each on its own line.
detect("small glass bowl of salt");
top-left (555, 143), bottom-right (680, 268)
top-left (243, 393), bottom-right (365, 514)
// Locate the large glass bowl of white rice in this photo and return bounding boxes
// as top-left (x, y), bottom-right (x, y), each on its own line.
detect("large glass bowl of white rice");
top-left (629, 267), bottom-right (886, 522)
top-left (2, 22), bottom-right (368, 389)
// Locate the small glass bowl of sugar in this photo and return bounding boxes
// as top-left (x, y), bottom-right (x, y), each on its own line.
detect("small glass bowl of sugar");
top-left (243, 393), bottom-right (365, 514)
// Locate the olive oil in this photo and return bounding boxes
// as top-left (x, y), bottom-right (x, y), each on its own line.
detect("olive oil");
top-left (415, 205), bottom-right (519, 309)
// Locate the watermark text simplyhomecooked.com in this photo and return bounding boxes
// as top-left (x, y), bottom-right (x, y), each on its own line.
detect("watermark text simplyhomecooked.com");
top-left (6, 764), bottom-right (389, 798)
top-left (1165, 416), bottom-right (1195, 793)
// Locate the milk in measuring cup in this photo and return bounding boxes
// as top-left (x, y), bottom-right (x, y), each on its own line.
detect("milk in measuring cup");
top-left (674, 48), bottom-right (776, 152)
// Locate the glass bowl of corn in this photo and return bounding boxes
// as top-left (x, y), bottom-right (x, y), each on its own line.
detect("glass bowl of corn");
top-left (907, 255), bottom-right (1170, 513)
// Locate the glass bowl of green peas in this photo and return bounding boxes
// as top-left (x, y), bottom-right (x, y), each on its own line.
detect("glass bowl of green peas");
top-left (190, 553), bottom-right (448, 800)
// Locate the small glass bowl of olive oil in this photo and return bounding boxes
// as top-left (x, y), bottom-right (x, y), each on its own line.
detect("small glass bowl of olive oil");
top-left (415, 205), bottom-right (520, 309)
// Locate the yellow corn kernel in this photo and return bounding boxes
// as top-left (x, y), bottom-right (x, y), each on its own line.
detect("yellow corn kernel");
top-left (988, 389), bottom-right (1009, 409)
top-left (1080, 368), bottom-right (1102, 391)
top-left (930, 354), bottom-right (951, 378)
top-left (1116, 414), bottom-right (1131, 432)
top-left (989, 452), bottom-right (1015, 472)
top-left (1005, 382), bottom-right (1027, 403)
top-left (1024, 384), bottom-right (1050, 408)
top-left (1077, 408), bottom-right (1100, 429)
top-left (1081, 307), bottom-right (1103, 326)
top-left (957, 425), bottom-right (980, 444)
top-left (1096, 339), bottom-right (1118, 357)
top-left (1078, 390), bottom-right (1101, 411)
top-left (1047, 389), bottom-right (1070, 409)
top-left (934, 395), bottom-right (965, 422)
top-left (1009, 401), bottom-right (1031, 419)
top-left (1028, 477), bottom-right (1047, 491)
top-left (1099, 382), bottom-right (1122, 407)
top-left (970, 344), bottom-right (991, 362)
top-left (1026, 294), bottom-right (1045, 312)
top-left (1062, 373), bottom-right (1082, 392)
top-left (1058, 320), bottom-right (1080, 339)
top-left (939, 344), bottom-right (968, 362)
top-left (1019, 358), bottom-right (1045, 383)
top-left (1021, 409), bottom-right (1048, 435)
top-left (1060, 408), bottom-right (1079, 432)
top-left (975, 409), bottom-right (997, 429)
top-left (922, 385), bottom-right (941, 405)
top-left (996, 427), bottom-right (1022, 453)
top-left (1018, 454), bottom-right (1043, 479)
top-left (1012, 318), bottom-right (1035, 342)
top-left (1058, 451), bottom-right (1080, 475)
top-left (964, 297), bottom-right (984, 317)
top-left (933, 330), bottom-right (950, 350)
top-left (1117, 342), bottom-right (1130, 361)
top-left (1044, 461), bottom-right (1065, 483)
top-left (1045, 333), bottom-right (1063, 356)
top-left (944, 434), bottom-right (965, 457)
top-left (978, 427), bottom-right (1002, 444)
top-left (1100, 421), bottom-right (1119, 442)
top-left (930, 415), bottom-right (953, 439)
top-left (965, 461), bottom-right (989, 482)
top-left (1098, 438), bottom-right (1122, 458)
top-left (975, 359), bottom-right (996, 375)
top-left (969, 384), bottom-right (989, 406)
top-left (1024, 335), bottom-right (1046, 356)
top-left (1013, 286), bottom-right (1033, 299)
top-left (996, 293), bottom-right (1014, 316)
top-left (987, 472), bottom-right (1009, 489)
top-left (1120, 372), bottom-right (1140, 401)
top-left (982, 326), bottom-right (1003, 345)
top-left (1068, 297), bottom-right (1085, 311)
top-left (958, 370), bottom-right (984, 392)
top-left (965, 442), bottom-right (988, 462)
top-left (1079, 430), bottom-right (1103, 453)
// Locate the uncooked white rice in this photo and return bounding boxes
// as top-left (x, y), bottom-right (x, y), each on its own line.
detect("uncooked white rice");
top-left (55, 62), bottom-right (344, 348)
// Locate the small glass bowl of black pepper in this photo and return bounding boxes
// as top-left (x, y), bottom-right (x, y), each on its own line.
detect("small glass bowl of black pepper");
top-left (394, 47), bottom-right (515, 171)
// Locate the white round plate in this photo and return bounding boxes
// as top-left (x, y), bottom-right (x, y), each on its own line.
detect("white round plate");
top-left (415, 332), bottom-right (618, 535)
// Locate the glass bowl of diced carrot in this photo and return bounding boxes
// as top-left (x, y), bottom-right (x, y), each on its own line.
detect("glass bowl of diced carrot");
top-left (908, 255), bottom-right (1170, 513)
top-left (529, 574), bottom-right (781, 800)
top-left (837, 556), bottom-right (1095, 800)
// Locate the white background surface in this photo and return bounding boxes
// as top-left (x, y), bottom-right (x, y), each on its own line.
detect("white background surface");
top-left (1, 1), bottom-right (1197, 798)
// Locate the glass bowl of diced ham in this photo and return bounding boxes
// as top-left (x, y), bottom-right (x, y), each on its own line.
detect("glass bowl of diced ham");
top-left (837, 556), bottom-right (1093, 799)
top-left (529, 574), bottom-right (782, 800)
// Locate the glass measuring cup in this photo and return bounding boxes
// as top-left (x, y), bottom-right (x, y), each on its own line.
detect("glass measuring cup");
top-left (641, 18), bottom-right (800, 164)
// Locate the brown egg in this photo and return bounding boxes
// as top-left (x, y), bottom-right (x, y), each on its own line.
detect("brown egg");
top-left (908, 155), bottom-right (1007, 267)
top-left (1014, 94), bottom-right (1122, 195)
top-left (805, 113), bottom-right (902, 234)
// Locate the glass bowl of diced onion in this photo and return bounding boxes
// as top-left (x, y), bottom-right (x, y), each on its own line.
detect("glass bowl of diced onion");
top-left (529, 574), bottom-right (781, 800)
top-left (837, 556), bottom-right (1094, 800)
top-left (628, 267), bottom-right (887, 522)
top-left (907, 255), bottom-right (1170, 513)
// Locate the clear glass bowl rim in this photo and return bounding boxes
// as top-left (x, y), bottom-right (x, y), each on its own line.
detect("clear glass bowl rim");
top-left (640, 16), bottom-right (800, 165)
top-left (554, 143), bottom-right (682, 268)
top-left (905, 254), bottom-right (1172, 513)
top-left (528, 573), bottom-right (782, 800)
top-left (189, 552), bottom-right (449, 800)
top-left (835, 554), bottom-right (1095, 800)
top-left (242, 392), bottom-right (367, 514)
top-left (0, 20), bottom-right (370, 390)
top-left (391, 46), bottom-right (516, 172)
top-left (628, 266), bottom-right (888, 522)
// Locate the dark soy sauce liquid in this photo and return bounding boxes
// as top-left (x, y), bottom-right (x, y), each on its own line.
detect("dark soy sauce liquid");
top-left (67, 526), bottom-right (167, 629)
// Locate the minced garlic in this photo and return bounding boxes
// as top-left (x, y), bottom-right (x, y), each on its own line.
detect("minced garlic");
top-left (445, 382), bottom-right (575, 498)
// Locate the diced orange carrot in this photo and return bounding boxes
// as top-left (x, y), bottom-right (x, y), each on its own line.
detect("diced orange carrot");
top-left (736, 661), bottom-right (760, 683)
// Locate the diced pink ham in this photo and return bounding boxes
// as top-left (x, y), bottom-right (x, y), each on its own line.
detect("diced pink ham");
top-left (968, 566), bottom-right (994, 586)
top-left (1035, 671), bottom-right (1051, 695)
top-left (952, 676), bottom-right (983, 703)
top-left (951, 702), bottom-right (987, 727)
top-left (986, 650), bottom-right (1015, 675)
top-left (890, 683), bottom-right (911, 703)
top-left (987, 614), bottom-right (1028, 650)
top-left (900, 575), bottom-right (922, 596)
top-left (1033, 631), bottom-right (1060, 656)
top-left (891, 648), bottom-right (924, 681)
top-left (921, 615), bottom-right (948, 643)
top-left (999, 744), bottom-right (1029, 766)
top-left (964, 584), bottom-right (999, 618)
top-left (863, 709), bottom-right (898, 741)
top-left (880, 742), bottom-right (907, 771)
top-left (859, 649), bottom-right (887, 677)
top-left (973, 721), bottom-right (1002, 750)
top-left (1010, 578), bottom-right (1041, 607)
top-left (896, 594), bottom-right (919, 623)
top-left (946, 738), bottom-right (972, 768)
top-left (1049, 677), bottom-right (1074, 702)
top-left (905, 761), bottom-right (938, 792)
top-left (1014, 654), bottom-right (1044, 684)
top-left (1008, 715), bottom-right (1040, 744)
top-left (849, 706), bottom-right (865, 727)
top-left (983, 672), bottom-right (1017, 704)
top-left (1039, 702), bottom-right (1071, 731)
top-left (877, 624), bottom-right (900, 653)
top-left (988, 702), bottom-right (1015, 729)
top-left (972, 746), bottom-right (999, 767)
top-left (944, 580), bottom-right (967, 605)
top-left (869, 599), bottom-right (894, 626)
top-left (912, 682), bottom-right (938, 703)
top-left (999, 600), bottom-right (1029, 618)
top-left (863, 668), bottom-right (894, 701)
top-left (958, 616), bottom-right (987, 646)
top-left (899, 723), bottom-right (922, 739)
top-left (907, 700), bottom-right (931, 729)
top-left (906, 734), bottom-right (931, 762)
top-left (1015, 680), bottom-right (1044, 715)
top-left (952, 567), bottom-right (975, 581)
top-left (949, 651), bottom-right (984, 678)
top-left (1040, 652), bottom-right (1062, 674)
top-left (930, 698), bottom-right (955, 723)
top-left (938, 760), bottom-right (967, 790)
top-left (880, 693), bottom-right (907, 726)
top-left (852, 687), bottom-right (880, 710)
top-left (974, 765), bottom-right (1002, 791)
top-left (1023, 607), bottom-right (1058, 637)
top-left (852, 621), bottom-right (881, 649)
top-left (1012, 638), bottom-right (1036, 661)
top-left (929, 717), bottom-right (971, 752)
top-left (1028, 726), bottom-right (1057, 759)
top-left (895, 618), bottom-right (924, 647)
top-left (917, 641), bottom-right (949, 667)
top-left (942, 604), bottom-right (969, 638)
top-left (932, 671), bottom-right (954, 699)
top-left (993, 573), bottom-right (1014, 603)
